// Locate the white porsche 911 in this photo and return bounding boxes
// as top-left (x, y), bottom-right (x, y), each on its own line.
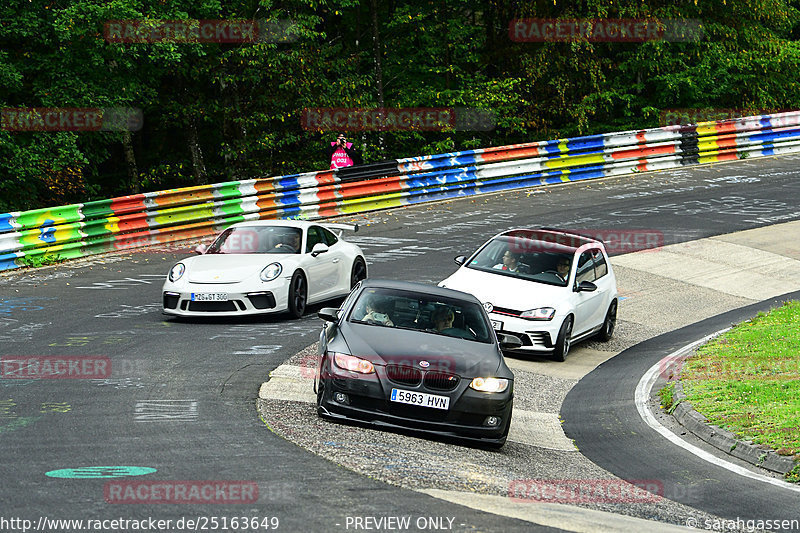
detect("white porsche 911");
top-left (439, 228), bottom-right (618, 361)
top-left (162, 220), bottom-right (367, 318)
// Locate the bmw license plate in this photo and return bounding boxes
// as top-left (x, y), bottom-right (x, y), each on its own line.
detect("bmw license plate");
top-left (191, 293), bottom-right (228, 301)
top-left (390, 388), bottom-right (449, 410)
top-left (490, 320), bottom-right (503, 330)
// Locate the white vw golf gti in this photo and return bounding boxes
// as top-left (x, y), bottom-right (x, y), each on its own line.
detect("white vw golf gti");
top-left (439, 228), bottom-right (618, 361)
top-left (162, 220), bottom-right (366, 319)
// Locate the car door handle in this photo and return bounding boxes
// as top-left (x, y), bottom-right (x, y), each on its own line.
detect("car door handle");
top-left (332, 258), bottom-right (340, 263)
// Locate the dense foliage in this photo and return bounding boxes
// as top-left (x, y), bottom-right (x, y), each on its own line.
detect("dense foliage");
top-left (2, 0), bottom-right (800, 210)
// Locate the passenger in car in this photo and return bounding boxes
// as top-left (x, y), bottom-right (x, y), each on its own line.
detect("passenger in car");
top-left (493, 251), bottom-right (525, 273)
top-left (431, 306), bottom-right (455, 332)
top-left (362, 298), bottom-right (395, 327)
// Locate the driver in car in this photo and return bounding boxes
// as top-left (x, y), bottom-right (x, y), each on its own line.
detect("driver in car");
top-left (274, 232), bottom-right (301, 253)
top-left (556, 257), bottom-right (571, 280)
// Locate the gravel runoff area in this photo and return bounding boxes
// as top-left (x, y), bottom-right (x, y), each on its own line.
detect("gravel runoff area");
top-left (257, 332), bottom-right (740, 531)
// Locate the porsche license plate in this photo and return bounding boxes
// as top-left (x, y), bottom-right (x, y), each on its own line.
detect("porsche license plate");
top-left (390, 389), bottom-right (449, 410)
top-left (490, 320), bottom-right (503, 330)
top-left (191, 293), bottom-right (228, 302)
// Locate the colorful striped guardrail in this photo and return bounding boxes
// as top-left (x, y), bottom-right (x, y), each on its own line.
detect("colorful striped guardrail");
top-left (2, 110), bottom-right (800, 272)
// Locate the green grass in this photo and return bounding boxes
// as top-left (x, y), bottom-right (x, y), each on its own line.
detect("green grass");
top-left (659, 381), bottom-right (677, 412)
top-left (18, 252), bottom-right (64, 268)
top-left (680, 300), bottom-right (800, 479)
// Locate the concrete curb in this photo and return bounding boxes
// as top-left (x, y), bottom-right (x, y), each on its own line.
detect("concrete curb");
top-left (670, 380), bottom-right (799, 476)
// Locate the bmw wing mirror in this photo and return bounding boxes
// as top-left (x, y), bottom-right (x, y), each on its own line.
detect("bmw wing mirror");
top-left (576, 281), bottom-right (598, 292)
top-left (195, 244), bottom-right (208, 254)
top-left (318, 307), bottom-right (339, 323)
top-left (311, 243), bottom-right (329, 257)
top-left (454, 255), bottom-right (466, 266)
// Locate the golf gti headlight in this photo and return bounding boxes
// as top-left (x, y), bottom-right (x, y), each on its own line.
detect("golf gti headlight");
top-left (333, 353), bottom-right (375, 374)
top-left (520, 307), bottom-right (556, 320)
top-left (260, 262), bottom-right (282, 282)
top-left (470, 377), bottom-right (509, 393)
top-left (168, 263), bottom-right (185, 282)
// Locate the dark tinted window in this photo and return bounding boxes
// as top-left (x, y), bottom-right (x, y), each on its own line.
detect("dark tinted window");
top-left (575, 251), bottom-right (596, 283)
top-left (306, 226), bottom-right (325, 253)
top-left (321, 227), bottom-right (339, 246)
top-left (592, 249), bottom-right (608, 278)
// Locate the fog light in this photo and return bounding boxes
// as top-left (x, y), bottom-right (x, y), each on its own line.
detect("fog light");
top-left (484, 416), bottom-right (501, 427)
top-left (334, 393), bottom-right (349, 405)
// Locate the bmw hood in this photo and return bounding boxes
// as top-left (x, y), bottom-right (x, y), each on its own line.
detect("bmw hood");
top-left (185, 254), bottom-right (285, 284)
top-left (340, 323), bottom-right (508, 378)
top-left (440, 267), bottom-right (566, 311)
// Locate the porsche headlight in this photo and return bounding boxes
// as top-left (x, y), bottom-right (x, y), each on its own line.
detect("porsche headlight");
top-left (260, 262), bottom-right (282, 282)
top-left (333, 353), bottom-right (375, 374)
top-left (470, 377), bottom-right (509, 393)
top-left (168, 263), bottom-right (185, 282)
top-left (520, 307), bottom-right (556, 321)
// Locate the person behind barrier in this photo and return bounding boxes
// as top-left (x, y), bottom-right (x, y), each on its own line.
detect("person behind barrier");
top-left (328, 133), bottom-right (362, 169)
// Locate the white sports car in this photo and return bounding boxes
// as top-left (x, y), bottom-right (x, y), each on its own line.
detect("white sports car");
top-left (162, 220), bottom-right (367, 318)
top-left (439, 228), bottom-right (618, 361)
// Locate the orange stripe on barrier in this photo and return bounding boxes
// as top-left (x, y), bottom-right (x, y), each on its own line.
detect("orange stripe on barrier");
top-left (480, 146), bottom-right (540, 162)
top-left (338, 176), bottom-right (405, 199)
top-left (152, 188), bottom-right (214, 206)
top-left (254, 180), bottom-right (276, 194)
top-left (114, 212), bottom-right (150, 232)
top-left (110, 195), bottom-right (146, 215)
top-left (612, 144), bottom-right (676, 160)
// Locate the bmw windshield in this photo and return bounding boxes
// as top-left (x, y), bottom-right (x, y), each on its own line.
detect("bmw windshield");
top-left (348, 287), bottom-right (493, 344)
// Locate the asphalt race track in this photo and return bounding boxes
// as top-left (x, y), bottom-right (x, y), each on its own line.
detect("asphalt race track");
top-left (562, 290), bottom-right (800, 529)
top-left (2, 154), bottom-right (800, 532)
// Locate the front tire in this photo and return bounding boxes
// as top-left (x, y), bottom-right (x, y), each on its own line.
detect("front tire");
top-left (596, 300), bottom-right (617, 342)
top-left (553, 316), bottom-right (573, 362)
top-left (287, 271), bottom-right (307, 319)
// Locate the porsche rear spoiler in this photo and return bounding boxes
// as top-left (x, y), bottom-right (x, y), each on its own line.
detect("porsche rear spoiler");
top-left (322, 223), bottom-right (359, 236)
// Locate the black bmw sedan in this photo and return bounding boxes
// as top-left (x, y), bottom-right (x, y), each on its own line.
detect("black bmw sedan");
top-left (314, 279), bottom-right (519, 447)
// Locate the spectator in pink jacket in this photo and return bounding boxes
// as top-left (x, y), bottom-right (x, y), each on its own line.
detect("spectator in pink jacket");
top-left (328, 134), bottom-right (362, 169)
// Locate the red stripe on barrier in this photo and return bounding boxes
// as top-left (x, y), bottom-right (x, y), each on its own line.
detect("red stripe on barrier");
top-left (612, 144), bottom-right (676, 160)
top-left (110, 195), bottom-right (146, 216)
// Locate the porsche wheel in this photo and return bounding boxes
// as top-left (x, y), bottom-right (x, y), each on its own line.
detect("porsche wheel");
top-left (350, 257), bottom-right (367, 288)
top-left (553, 316), bottom-right (573, 362)
top-left (288, 271), bottom-right (307, 319)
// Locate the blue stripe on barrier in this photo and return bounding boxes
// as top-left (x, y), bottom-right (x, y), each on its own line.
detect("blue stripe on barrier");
top-left (567, 134), bottom-right (606, 152)
top-left (542, 140), bottom-right (564, 154)
top-left (749, 129), bottom-right (800, 143)
top-left (0, 213), bottom-right (13, 233)
top-left (0, 253), bottom-right (19, 271)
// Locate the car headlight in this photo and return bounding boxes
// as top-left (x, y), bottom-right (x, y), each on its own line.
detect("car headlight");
top-left (333, 352), bottom-right (375, 374)
top-left (470, 377), bottom-right (509, 393)
top-left (260, 262), bottom-right (282, 282)
top-left (168, 263), bottom-right (185, 282)
top-left (520, 307), bottom-right (556, 320)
